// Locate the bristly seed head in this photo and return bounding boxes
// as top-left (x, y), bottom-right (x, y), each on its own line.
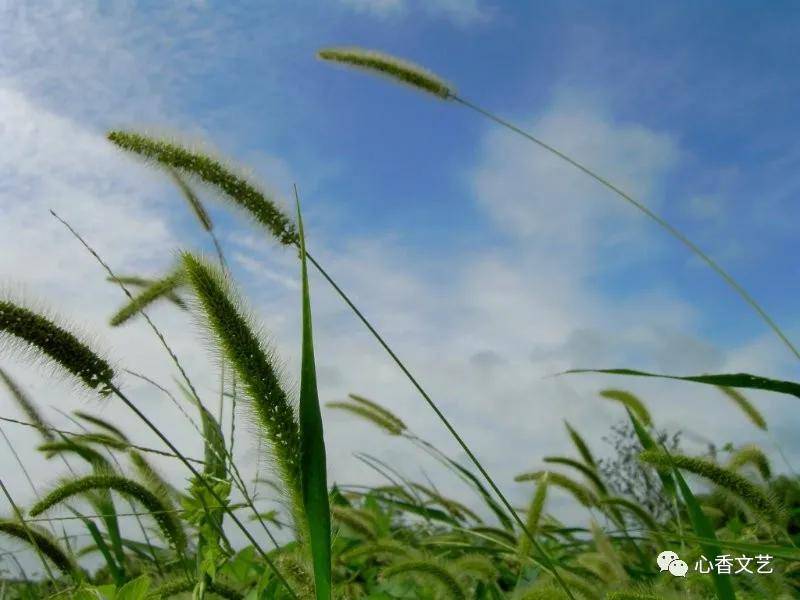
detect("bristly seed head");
top-left (107, 131), bottom-right (297, 246)
top-left (317, 46), bottom-right (454, 99)
top-left (0, 300), bottom-right (115, 396)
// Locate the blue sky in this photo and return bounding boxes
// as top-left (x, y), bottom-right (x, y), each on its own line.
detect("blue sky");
top-left (2, 0), bottom-right (800, 566)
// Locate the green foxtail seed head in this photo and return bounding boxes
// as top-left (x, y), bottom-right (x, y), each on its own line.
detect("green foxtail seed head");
top-left (380, 559), bottom-right (466, 600)
top-left (317, 47), bottom-right (454, 99)
top-left (107, 131), bottom-right (297, 245)
top-left (179, 253), bottom-right (303, 521)
top-left (109, 268), bottom-right (185, 326)
top-left (348, 393), bottom-right (407, 431)
top-left (638, 450), bottom-right (782, 521)
top-left (564, 420), bottom-right (596, 468)
top-left (148, 578), bottom-right (242, 600)
top-left (38, 441), bottom-right (114, 472)
top-left (728, 444), bottom-right (771, 480)
top-left (326, 400), bottom-right (404, 435)
top-left (106, 276), bottom-right (187, 310)
top-left (518, 471), bottom-right (548, 558)
top-left (73, 410), bottom-right (130, 442)
top-left (718, 386), bottom-right (767, 430)
top-left (0, 300), bottom-right (115, 396)
top-left (0, 520), bottom-right (79, 577)
top-left (515, 471), bottom-right (596, 507)
top-left (331, 506), bottom-right (377, 540)
top-left (0, 367), bottom-right (55, 441)
top-left (31, 474), bottom-right (187, 552)
top-left (599, 389), bottom-right (651, 426)
top-left (543, 456), bottom-right (607, 495)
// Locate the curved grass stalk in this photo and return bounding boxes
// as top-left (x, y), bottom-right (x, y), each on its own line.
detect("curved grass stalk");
top-left (0, 287), bottom-right (297, 596)
top-left (316, 45), bottom-right (799, 361)
top-left (727, 444), bottom-right (771, 480)
top-left (0, 415), bottom-right (201, 464)
top-left (0, 518), bottom-right (77, 579)
top-left (30, 474), bottom-right (187, 553)
top-left (543, 457), bottom-right (606, 495)
top-left (718, 386), bottom-right (767, 431)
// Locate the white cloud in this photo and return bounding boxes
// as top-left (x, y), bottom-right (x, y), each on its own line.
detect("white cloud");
top-left (339, 0), bottom-right (489, 26)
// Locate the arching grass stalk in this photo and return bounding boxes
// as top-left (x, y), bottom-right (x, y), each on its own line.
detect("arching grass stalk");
top-left (316, 45), bottom-right (799, 364)
top-left (51, 211), bottom-right (285, 552)
top-left (449, 94), bottom-right (800, 362)
top-left (105, 132), bottom-right (572, 597)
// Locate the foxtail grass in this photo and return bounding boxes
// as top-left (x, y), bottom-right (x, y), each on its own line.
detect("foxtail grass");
top-left (381, 559), bottom-right (466, 600)
top-left (316, 45), bottom-right (800, 365)
top-left (109, 268), bottom-right (185, 326)
top-left (515, 471), bottom-right (596, 508)
top-left (107, 131), bottom-right (296, 245)
top-left (30, 474), bottom-right (187, 553)
top-left (0, 299), bottom-right (115, 396)
top-left (0, 520), bottom-right (78, 578)
top-left (317, 47), bottom-right (454, 99)
top-left (718, 386), bottom-right (767, 430)
top-left (564, 421), bottom-right (596, 468)
top-left (639, 450), bottom-right (781, 521)
top-left (518, 471), bottom-right (548, 558)
top-left (180, 252), bottom-right (304, 527)
top-left (599, 390), bottom-right (651, 427)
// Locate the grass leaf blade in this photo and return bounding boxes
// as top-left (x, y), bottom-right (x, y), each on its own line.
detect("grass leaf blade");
top-left (295, 188), bottom-right (332, 600)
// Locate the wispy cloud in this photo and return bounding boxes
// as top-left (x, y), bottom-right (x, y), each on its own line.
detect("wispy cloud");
top-left (339, 0), bottom-right (490, 26)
